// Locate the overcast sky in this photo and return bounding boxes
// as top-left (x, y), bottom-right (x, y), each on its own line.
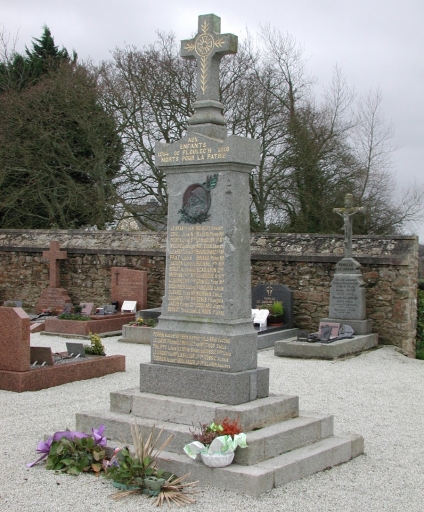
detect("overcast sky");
top-left (2, 0), bottom-right (423, 239)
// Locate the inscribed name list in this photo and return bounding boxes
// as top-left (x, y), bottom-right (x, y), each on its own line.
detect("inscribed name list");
top-left (153, 331), bottom-right (231, 369)
top-left (167, 225), bottom-right (224, 316)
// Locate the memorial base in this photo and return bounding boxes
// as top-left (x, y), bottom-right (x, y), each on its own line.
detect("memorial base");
top-left (274, 333), bottom-right (378, 360)
top-left (76, 390), bottom-right (363, 496)
top-left (139, 363), bottom-right (269, 405)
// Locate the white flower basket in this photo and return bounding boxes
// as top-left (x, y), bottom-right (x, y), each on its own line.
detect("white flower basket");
top-left (200, 451), bottom-right (234, 468)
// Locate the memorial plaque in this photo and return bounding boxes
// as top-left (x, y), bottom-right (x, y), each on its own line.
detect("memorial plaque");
top-left (121, 300), bottom-right (137, 313)
top-left (80, 303), bottom-right (94, 316)
top-left (167, 225), bottom-right (225, 316)
top-left (318, 322), bottom-right (340, 338)
top-left (30, 347), bottom-right (54, 366)
top-left (66, 342), bottom-right (86, 358)
top-left (111, 267), bottom-right (147, 311)
top-left (252, 284), bottom-right (294, 328)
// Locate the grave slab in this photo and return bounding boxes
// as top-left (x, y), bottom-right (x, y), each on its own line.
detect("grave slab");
top-left (0, 307), bottom-right (125, 392)
top-left (43, 313), bottom-right (135, 336)
top-left (274, 333), bottom-right (378, 359)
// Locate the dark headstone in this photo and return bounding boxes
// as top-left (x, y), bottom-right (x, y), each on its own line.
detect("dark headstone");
top-left (252, 284), bottom-right (294, 328)
top-left (30, 346), bottom-right (54, 366)
top-left (62, 303), bottom-right (73, 313)
top-left (296, 330), bottom-right (309, 341)
top-left (66, 342), bottom-right (86, 358)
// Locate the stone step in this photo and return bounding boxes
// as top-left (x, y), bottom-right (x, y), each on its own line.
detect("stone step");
top-left (153, 434), bottom-right (363, 496)
top-left (109, 390), bottom-right (299, 431)
top-left (77, 406), bottom-right (334, 464)
top-left (234, 411), bottom-right (333, 465)
top-left (257, 328), bottom-right (298, 349)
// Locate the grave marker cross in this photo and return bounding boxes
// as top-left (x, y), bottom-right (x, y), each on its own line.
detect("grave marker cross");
top-left (181, 14), bottom-right (237, 103)
top-left (333, 194), bottom-right (365, 258)
top-left (42, 241), bottom-right (67, 288)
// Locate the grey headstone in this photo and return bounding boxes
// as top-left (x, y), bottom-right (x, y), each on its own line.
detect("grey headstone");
top-left (66, 342), bottom-right (86, 358)
top-left (104, 305), bottom-right (117, 315)
top-left (328, 259), bottom-right (367, 320)
top-left (62, 303), bottom-right (73, 313)
top-left (251, 284), bottom-right (294, 328)
top-left (3, 300), bottom-right (23, 307)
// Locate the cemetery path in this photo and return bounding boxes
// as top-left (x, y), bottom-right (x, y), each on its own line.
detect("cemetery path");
top-left (1, 335), bottom-right (423, 511)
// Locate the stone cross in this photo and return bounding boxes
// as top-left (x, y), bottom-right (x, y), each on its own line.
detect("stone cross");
top-left (42, 241), bottom-right (67, 288)
top-left (333, 194), bottom-right (365, 258)
top-left (181, 14), bottom-right (237, 103)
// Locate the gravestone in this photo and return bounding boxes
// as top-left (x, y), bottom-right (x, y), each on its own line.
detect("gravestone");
top-left (0, 307), bottom-right (30, 372)
top-left (321, 194), bottom-right (372, 335)
top-left (36, 241), bottom-right (72, 314)
top-left (76, 14), bottom-right (364, 494)
top-left (111, 267), bottom-right (147, 311)
top-left (252, 283), bottom-right (294, 328)
top-left (80, 303), bottom-right (94, 316)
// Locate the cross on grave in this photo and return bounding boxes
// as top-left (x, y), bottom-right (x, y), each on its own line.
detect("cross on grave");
top-left (42, 241), bottom-right (67, 288)
top-left (333, 194), bottom-right (365, 258)
top-left (181, 14), bottom-right (237, 129)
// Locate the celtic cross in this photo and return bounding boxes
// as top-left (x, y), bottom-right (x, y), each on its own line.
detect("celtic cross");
top-left (181, 14), bottom-right (237, 130)
top-left (333, 194), bottom-right (365, 258)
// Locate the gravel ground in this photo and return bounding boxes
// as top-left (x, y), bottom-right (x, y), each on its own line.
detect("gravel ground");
top-left (1, 333), bottom-right (423, 511)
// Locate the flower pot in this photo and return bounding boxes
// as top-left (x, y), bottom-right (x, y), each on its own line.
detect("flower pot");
top-left (200, 451), bottom-right (234, 467)
top-left (267, 316), bottom-right (284, 327)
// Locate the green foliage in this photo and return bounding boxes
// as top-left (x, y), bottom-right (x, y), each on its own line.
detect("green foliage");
top-left (416, 290), bottom-right (424, 360)
top-left (0, 27), bottom-right (123, 229)
top-left (74, 305), bottom-right (83, 314)
top-left (58, 313), bottom-right (90, 321)
top-left (269, 301), bottom-right (284, 317)
top-left (84, 333), bottom-right (106, 356)
top-left (45, 435), bottom-right (105, 476)
top-left (103, 446), bottom-right (167, 487)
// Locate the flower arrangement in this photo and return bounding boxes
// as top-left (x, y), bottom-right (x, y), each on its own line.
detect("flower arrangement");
top-left (131, 317), bottom-right (158, 328)
top-left (26, 425), bottom-right (106, 475)
top-left (183, 418), bottom-right (247, 467)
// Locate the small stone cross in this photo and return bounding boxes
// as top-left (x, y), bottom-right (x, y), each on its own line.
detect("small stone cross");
top-left (181, 14), bottom-right (237, 102)
top-left (42, 241), bottom-right (67, 288)
top-left (333, 194), bottom-right (365, 258)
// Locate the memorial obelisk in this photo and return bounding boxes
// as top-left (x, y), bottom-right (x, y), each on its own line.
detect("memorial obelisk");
top-left (139, 13), bottom-right (266, 405)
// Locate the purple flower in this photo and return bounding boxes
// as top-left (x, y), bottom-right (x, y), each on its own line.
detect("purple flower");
top-left (26, 424), bottom-right (106, 468)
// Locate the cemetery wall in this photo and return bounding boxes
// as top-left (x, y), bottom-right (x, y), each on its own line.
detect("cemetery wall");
top-left (0, 229), bottom-right (418, 356)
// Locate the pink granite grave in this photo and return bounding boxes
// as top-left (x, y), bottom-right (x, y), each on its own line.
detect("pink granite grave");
top-left (36, 241), bottom-right (72, 314)
top-left (111, 267), bottom-right (147, 311)
top-left (44, 313), bottom-right (135, 336)
top-left (0, 307), bottom-right (125, 393)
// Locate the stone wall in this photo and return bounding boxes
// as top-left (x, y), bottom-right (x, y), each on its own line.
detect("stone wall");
top-left (0, 229), bottom-right (418, 356)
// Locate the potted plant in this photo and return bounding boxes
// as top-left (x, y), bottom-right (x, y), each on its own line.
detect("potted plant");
top-left (267, 300), bottom-right (284, 326)
top-left (183, 418), bottom-right (247, 468)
